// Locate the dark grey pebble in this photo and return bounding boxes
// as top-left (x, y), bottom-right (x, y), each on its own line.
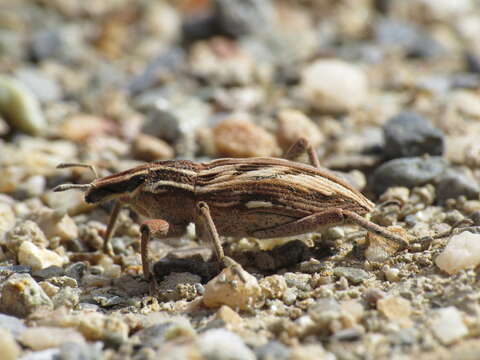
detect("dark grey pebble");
top-left (436, 170), bottom-right (480, 204)
top-left (383, 111), bottom-right (444, 159)
top-left (32, 265), bottom-right (64, 280)
top-left (255, 341), bottom-right (291, 360)
top-left (375, 19), bottom-right (443, 59)
top-left (64, 262), bottom-right (86, 282)
top-left (0, 265), bottom-right (31, 275)
top-left (29, 30), bottom-right (62, 62)
top-left (370, 156), bottom-right (447, 195)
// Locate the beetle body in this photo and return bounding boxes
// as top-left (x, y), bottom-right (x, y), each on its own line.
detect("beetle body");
top-left (84, 157), bottom-right (374, 240)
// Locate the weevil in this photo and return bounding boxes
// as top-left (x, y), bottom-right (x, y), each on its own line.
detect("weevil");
top-left (53, 138), bottom-right (409, 287)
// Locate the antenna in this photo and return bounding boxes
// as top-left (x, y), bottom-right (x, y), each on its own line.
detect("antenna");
top-left (53, 183), bottom-right (93, 192)
top-left (56, 163), bottom-right (99, 179)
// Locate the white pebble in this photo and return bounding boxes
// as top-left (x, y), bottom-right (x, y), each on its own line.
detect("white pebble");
top-left (300, 59), bottom-right (368, 113)
top-left (198, 329), bottom-right (255, 360)
top-left (18, 241), bottom-right (66, 271)
top-left (430, 307), bottom-right (468, 345)
top-left (435, 231), bottom-right (480, 274)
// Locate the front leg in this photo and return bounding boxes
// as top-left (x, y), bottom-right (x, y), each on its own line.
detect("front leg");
top-left (195, 202), bottom-right (246, 280)
top-left (140, 220), bottom-right (187, 282)
top-left (284, 137), bottom-right (321, 168)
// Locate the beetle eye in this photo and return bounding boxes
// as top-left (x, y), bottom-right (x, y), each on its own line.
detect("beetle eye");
top-left (85, 174), bottom-right (146, 203)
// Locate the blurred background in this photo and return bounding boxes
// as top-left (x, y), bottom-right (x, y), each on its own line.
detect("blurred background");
top-left (1, 0), bottom-right (480, 196)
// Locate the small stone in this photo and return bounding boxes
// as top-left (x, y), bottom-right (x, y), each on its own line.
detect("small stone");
top-left (0, 273), bottom-right (53, 317)
top-left (383, 111), bottom-right (444, 159)
top-left (255, 341), bottom-right (291, 360)
top-left (259, 275), bottom-right (287, 299)
top-left (32, 265), bottom-right (65, 280)
top-left (132, 133), bottom-right (174, 161)
top-left (39, 281), bottom-right (60, 298)
top-left (215, 305), bottom-right (243, 327)
top-left (436, 170), bottom-right (480, 204)
top-left (0, 202), bottom-right (15, 235)
top-left (430, 307), bottom-right (468, 345)
top-left (6, 220), bottom-right (48, 253)
top-left (15, 68), bottom-right (61, 103)
top-left (58, 342), bottom-right (103, 360)
top-left (383, 267), bottom-right (401, 282)
top-left (19, 326), bottom-right (85, 350)
top-left (450, 90), bottom-right (480, 118)
top-left (0, 75), bottom-right (47, 135)
top-left (156, 272), bottom-right (202, 301)
top-left (0, 313), bottom-right (27, 338)
top-left (370, 156), bottom-right (447, 195)
top-left (20, 349), bottom-right (60, 360)
top-left (308, 298), bottom-right (341, 329)
top-left (363, 288), bottom-right (386, 306)
top-left (30, 208), bottom-right (78, 242)
top-left (213, 117), bottom-right (280, 158)
top-left (0, 328), bottom-right (21, 360)
top-left (29, 30), bottom-right (62, 61)
top-left (435, 231), bottom-right (480, 275)
top-left (289, 344), bottom-right (333, 360)
top-left (136, 319), bottom-right (195, 348)
top-left (198, 329), bottom-right (255, 360)
top-left (300, 59), bottom-right (368, 114)
top-left (203, 266), bottom-right (262, 311)
top-left (377, 296), bottom-right (412, 328)
top-left (58, 114), bottom-right (113, 143)
top-left (333, 267), bottom-right (370, 285)
top-left (276, 109), bottom-right (324, 151)
top-left (18, 241), bottom-right (66, 271)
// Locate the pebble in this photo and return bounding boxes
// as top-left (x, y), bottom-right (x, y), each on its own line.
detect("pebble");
top-left (57, 341), bottom-right (103, 360)
top-left (300, 59), bottom-right (368, 114)
top-left (259, 275), bottom-right (287, 299)
top-left (136, 319), bottom-right (195, 349)
top-left (0, 328), bottom-right (21, 360)
top-left (255, 341), bottom-right (291, 360)
top-left (18, 241), bottom-right (66, 271)
top-left (374, 19), bottom-right (443, 59)
top-left (333, 267), bottom-right (370, 285)
top-left (198, 328), bottom-right (256, 360)
top-left (29, 208), bottom-right (78, 242)
top-left (203, 266), bottom-right (262, 311)
top-left (33, 265), bottom-right (65, 280)
top-left (435, 231), bottom-right (480, 275)
top-left (430, 307), bottom-right (468, 345)
top-left (377, 296), bottom-right (412, 328)
top-left (0, 273), bottom-right (53, 317)
top-left (58, 114), bottom-right (113, 143)
top-left (137, 93), bottom-right (210, 156)
top-left (276, 109), bottom-right (324, 151)
top-left (132, 133), bottom-right (174, 161)
top-left (436, 170), bottom-right (480, 204)
top-left (289, 344), bottom-right (334, 360)
top-left (156, 272), bottom-right (202, 301)
top-left (214, 305), bottom-right (243, 328)
top-left (19, 348), bottom-right (60, 360)
top-left (212, 117), bottom-right (280, 158)
top-left (19, 326), bottom-right (85, 350)
top-left (15, 68), bottom-right (61, 103)
top-left (370, 156), bottom-right (447, 195)
top-left (29, 29), bottom-right (62, 61)
top-left (0, 313), bottom-right (27, 338)
top-left (5, 220), bottom-right (49, 253)
top-left (0, 202), bottom-right (15, 235)
top-left (0, 75), bottom-right (47, 135)
top-left (214, 0), bottom-right (275, 38)
top-left (383, 111), bottom-right (444, 159)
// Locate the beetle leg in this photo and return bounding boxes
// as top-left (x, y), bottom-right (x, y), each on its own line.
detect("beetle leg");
top-left (252, 209), bottom-right (408, 251)
top-left (196, 202), bottom-right (247, 282)
top-left (103, 201), bottom-right (123, 256)
top-left (284, 137), bottom-right (321, 168)
top-left (140, 220), bottom-right (187, 292)
top-left (341, 210), bottom-right (408, 250)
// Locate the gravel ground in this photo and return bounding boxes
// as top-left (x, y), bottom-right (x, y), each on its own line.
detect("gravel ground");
top-left (1, 1), bottom-right (480, 359)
